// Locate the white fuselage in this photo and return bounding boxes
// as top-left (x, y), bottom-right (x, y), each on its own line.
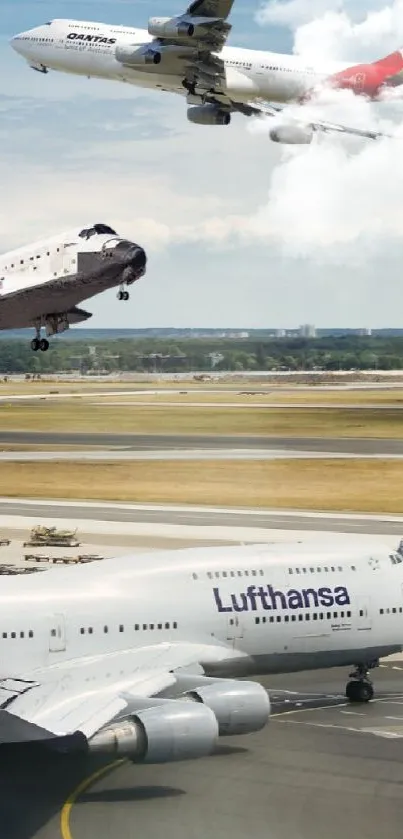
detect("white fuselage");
top-left (0, 222), bottom-right (146, 334)
top-left (11, 19), bottom-right (352, 105)
top-left (1, 542), bottom-right (402, 682)
top-left (0, 224), bottom-right (123, 297)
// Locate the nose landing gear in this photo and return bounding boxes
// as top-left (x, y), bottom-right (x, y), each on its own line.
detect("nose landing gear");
top-left (117, 287), bottom-right (129, 301)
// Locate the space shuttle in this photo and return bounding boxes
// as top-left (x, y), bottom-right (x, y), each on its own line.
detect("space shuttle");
top-left (0, 223), bottom-right (147, 350)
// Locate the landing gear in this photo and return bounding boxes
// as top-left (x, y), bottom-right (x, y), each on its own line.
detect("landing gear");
top-left (182, 78), bottom-right (197, 96)
top-left (30, 337), bottom-right (49, 352)
top-left (30, 322), bottom-right (50, 352)
top-left (117, 289), bottom-right (129, 301)
top-left (346, 662), bottom-right (377, 702)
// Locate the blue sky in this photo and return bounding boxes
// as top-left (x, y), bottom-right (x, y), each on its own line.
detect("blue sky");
top-left (2, 0), bottom-right (403, 329)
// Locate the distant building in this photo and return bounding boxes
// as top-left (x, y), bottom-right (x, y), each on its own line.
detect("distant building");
top-left (299, 324), bottom-right (316, 338)
top-left (358, 328), bottom-right (372, 336)
top-left (275, 329), bottom-right (286, 338)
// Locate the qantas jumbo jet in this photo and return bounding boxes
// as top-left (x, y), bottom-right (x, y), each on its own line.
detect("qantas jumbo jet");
top-left (0, 223), bottom-right (146, 351)
top-left (10, 0), bottom-right (401, 144)
top-left (0, 540), bottom-right (402, 761)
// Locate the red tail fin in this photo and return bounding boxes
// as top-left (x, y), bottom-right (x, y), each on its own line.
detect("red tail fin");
top-left (373, 49), bottom-right (403, 73)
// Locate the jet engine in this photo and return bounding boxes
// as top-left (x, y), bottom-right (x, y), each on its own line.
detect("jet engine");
top-left (115, 44), bottom-right (162, 67)
top-left (88, 698), bottom-right (218, 763)
top-left (269, 124), bottom-right (313, 144)
top-left (174, 675), bottom-right (271, 736)
top-left (148, 15), bottom-right (221, 40)
top-left (187, 104), bottom-right (231, 126)
top-left (116, 43), bottom-right (193, 68)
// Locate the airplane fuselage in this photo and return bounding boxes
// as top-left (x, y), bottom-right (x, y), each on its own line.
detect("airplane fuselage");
top-left (11, 19), bottom-right (351, 105)
top-left (1, 542), bottom-right (402, 682)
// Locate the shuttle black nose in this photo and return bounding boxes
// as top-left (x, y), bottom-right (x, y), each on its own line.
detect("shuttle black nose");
top-left (128, 245), bottom-right (147, 274)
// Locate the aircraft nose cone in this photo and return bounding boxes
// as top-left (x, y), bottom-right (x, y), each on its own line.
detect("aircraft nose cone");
top-left (128, 245), bottom-right (147, 274)
top-left (113, 240), bottom-right (147, 283)
top-left (124, 246), bottom-right (147, 283)
top-left (10, 31), bottom-right (29, 54)
top-left (10, 34), bottom-right (21, 53)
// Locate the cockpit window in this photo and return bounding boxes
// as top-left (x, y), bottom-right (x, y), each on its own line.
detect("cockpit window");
top-left (93, 224), bottom-right (117, 235)
top-left (78, 224), bottom-right (117, 240)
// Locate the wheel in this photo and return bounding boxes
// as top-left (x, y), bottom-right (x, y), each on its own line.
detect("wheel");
top-left (346, 680), bottom-right (373, 702)
top-left (117, 290), bottom-right (123, 301)
top-left (123, 291), bottom-right (129, 301)
top-left (30, 338), bottom-right (40, 352)
top-left (40, 338), bottom-right (49, 352)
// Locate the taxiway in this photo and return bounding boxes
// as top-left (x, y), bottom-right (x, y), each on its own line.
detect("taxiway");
top-left (1, 432), bottom-right (403, 455)
top-left (4, 665), bottom-right (403, 839)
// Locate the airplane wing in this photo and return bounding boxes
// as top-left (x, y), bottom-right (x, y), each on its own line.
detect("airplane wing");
top-left (0, 640), bottom-right (243, 744)
top-left (147, 1), bottom-right (235, 96)
top-left (232, 98), bottom-right (388, 141)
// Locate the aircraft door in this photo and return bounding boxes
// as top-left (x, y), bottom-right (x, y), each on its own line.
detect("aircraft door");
top-left (355, 597), bottom-right (371, 631)
top-left (226, 615), bottom-right (244, 645)
top-left (49, 614), bottom-right (66, 652)
top-left (49, 246), bottom-right (64, 278)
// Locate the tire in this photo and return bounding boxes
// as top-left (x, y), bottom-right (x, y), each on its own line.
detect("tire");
top-left (346, 680), bottom-right (373, 702)
top-left (30, 338), bottom-right (40, 352)
top-left (40, 339), bottom-right (49, 352)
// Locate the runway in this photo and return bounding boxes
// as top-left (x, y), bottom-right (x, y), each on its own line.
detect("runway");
top-left (1, 499), bottom-right (403, 536)
top-left (4, 665), bottom-right (403, 839)
top-left (1, 431), bottom-right (403, 455)
top-left (3, 448), bottom-right (403, 461)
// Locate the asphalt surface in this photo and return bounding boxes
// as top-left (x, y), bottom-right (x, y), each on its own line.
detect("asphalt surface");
top-left (3, 448), bottom-right (403, 461)
top-left (1, 431), bottom-right (403, 455)
top-left (4, 665), bottom-right (403, 839)
top-left (1, 499), bottom-right (402, 535)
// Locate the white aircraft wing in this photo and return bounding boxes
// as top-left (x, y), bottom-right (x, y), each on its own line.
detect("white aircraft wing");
top-left (233, 98), bottom-right (388, 141)
top-left (0, 640), bottom-right (242, 743)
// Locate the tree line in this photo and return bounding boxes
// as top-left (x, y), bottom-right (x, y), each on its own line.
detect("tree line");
top-left (1, 336), bottom-right (403, 374)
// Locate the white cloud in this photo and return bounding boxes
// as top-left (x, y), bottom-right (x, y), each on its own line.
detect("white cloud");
top-left (257, 0), bottom-right (403, 61)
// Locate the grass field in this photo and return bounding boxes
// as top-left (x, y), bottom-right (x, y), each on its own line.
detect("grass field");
top-left (91, 390), bottom-right (403, 406)
top-left (0, 458), bottom-right (402, 512)
top-left (2, 379), bottom-right (403, 403)
top-left (1, 401), bottom-right (403, 437)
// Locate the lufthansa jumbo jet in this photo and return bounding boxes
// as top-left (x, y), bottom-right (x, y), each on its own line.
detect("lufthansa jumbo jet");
top-left (0, 223), bottom-right (146, 351)
top-left (0, 540), bottom-right (402, 760)
top-left (10, 0), bottom-right (401, 144)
